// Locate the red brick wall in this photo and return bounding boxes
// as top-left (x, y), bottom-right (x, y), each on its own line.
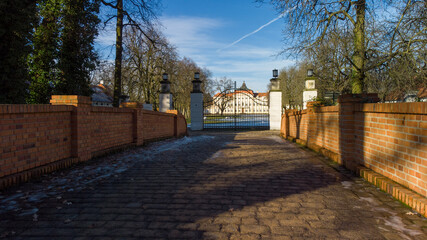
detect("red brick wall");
top-left (0, 105), bottom-right (73, 178)
top-left (281, 96), bottom-right (426, 197)
top-left (287, 109), bottom-right (308, 140)
top-left (307, 106), bottom-right (340, 154)
top-left (0, 95), bottom-right (188, 188)
top-left (90, 108), bottom-right (134, 153)
top-left (353, 103), bottom-right (426, 197)
top-left (143, 110), bottom-right (175, 141)
top-left (176, 114), bottom-right (188, 137)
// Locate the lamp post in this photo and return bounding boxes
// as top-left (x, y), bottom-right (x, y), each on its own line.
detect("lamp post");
top-left (269, 68), bottom-right (282, 130)
top-left (270, 69), bottom-right (280, 91)
top-left (160, 73), bottom-right (171, 93)
top-left (190, 72), bottom-right (204, 130)
top-left (303, 68), bottom-right (318, 109)
top-left (159, 73), bottom-right (172, 112)
top-left (192, 72), bottom-right (202, 93)
top-left (273, 69), bottom-right (278, 78)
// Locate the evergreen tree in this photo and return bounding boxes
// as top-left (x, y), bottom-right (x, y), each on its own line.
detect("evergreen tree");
top-left (28, 0), bottom-right (100, 103)
top-left (0, 0), bottom-right (36, 103)
top-left (28, 0), bottom-right (63, 104)
top-left (56, 0), bottom-right (100, 96)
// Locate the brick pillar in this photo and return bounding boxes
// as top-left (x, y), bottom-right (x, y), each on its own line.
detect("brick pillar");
top-left (280, 112), bottom-right (289, 138)
top-left (50, 95), bottom-right (92, 162)
top-left (133, 109), bottom-right (144, 146)
top-left (167, 110), bottom-right (179, 137)
top-left (338, 94), bottom-right (380, 171)
top-left (120, 102), bottom-right (144, 146)
top-left (306, 102), bottom-right (318, 149)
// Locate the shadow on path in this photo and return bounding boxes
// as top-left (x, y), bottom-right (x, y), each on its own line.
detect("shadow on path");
top-left (1, 131), bottom-right (425, 239)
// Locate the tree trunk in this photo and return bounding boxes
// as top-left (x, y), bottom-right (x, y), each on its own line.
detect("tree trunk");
top-left (351, 0), bottom-right (366, 94)
top-left (113, 0), bottom-right (123, 107)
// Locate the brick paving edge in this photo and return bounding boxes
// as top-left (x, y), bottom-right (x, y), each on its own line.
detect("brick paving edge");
top-left (281, 135), bottom-right (427, 218)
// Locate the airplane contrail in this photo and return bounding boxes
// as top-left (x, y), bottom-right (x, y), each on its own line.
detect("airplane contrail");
top-left (217, 8), bottom-right (295, 52)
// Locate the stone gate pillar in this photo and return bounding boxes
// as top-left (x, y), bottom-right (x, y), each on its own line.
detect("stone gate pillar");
top-left (159, 93), bottom-right (172, 112)
top-left (190, 72), bottom-right (203, 131)
top-left (269, 70), bottom-right (282, 130)
top-left (303, 69), bottom-right (318, 109)
top-left (159, 73), bottom-right (173, 112)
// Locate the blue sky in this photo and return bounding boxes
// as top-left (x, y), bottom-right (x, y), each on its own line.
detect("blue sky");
top-left (96, 0), bottom-right (295, 93)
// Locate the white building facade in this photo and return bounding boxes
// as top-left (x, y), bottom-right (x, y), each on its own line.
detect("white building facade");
top-left (206, 82), bottom-right (269, 114)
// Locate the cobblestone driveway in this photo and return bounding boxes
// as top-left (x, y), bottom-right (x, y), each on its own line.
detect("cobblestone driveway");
top-left (1, 131), bottom-right (426, 239)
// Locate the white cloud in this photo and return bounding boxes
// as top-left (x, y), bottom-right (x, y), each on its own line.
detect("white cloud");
top-left (160, 16), bottom-right (223, 56)
top-left (93, 15), bottom-right (295, 93)
top-left (159, 16), bottom-right (295, 92)
top-left (96, 29), bottom-right (116, 47)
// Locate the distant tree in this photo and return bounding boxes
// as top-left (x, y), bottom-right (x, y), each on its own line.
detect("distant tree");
top-left (279, 66), bottom-right (305, 109)
top-left (212, 77), bottom-right (234, 115)
top-left (200, 67), bottom-right (215, 104)
top-left (99, 0), bottom-right (160, 107)
top-left (122, 26), bottom-right (176, 106)
top-left (304, 29), bottom-right (353, 94)
top-left (0, 0), bottom-right (36, 103)
top-left (100, 22), bottom-right (214, 117)
top-left (56, 0), bottom-right (100, 96)
top-left (91, 60), bottom-right (115, 87)
top-left (258, 0), bottom-right (426, 94)
top-left (364, 0), bottom-right (426, 101)
top-left (170, 58), bottom-right (214, 119)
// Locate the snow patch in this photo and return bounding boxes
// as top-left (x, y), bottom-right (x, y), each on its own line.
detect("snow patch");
top-left (18, 208), bottom-right (38, 216)
top-left (0, 135), bottom-right (217, 216)
top-left (268, 136), bottom-right (284, 143)
top-left (377, 226), bottom-right (389, 232)
top-left (383, 215), bottom-right (422, 237)
top-left (27, 193), bottom-right (48, 202)
top-left (210, 151), bottom-right (223, 160)
top-left (1, 193), bottom-right (24, 203)
top-left (359, 195), bottom-right (423, 238)
top-left (372, 207), bottom-right (391, 213)
top-left (341, 181), bottom-right (353, 189)
top-left (359, 197), bottom-right (380, 206)
top-left (153, 136), bottom-right (215, 153)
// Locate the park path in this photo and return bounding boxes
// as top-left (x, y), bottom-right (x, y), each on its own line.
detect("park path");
top-left (0, 131), bottom-right (426, 239)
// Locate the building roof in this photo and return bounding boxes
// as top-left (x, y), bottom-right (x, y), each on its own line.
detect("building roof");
top-left (237, 81), bottom-right (250, 91)
top-left (91, 84), bottom-right (113, 103)
top-left (255, 92), bottom-right (268, 98)
top-left (384, 87), bottom-right (427, 101)
top-left (213, 82), bottom-right (269, 99)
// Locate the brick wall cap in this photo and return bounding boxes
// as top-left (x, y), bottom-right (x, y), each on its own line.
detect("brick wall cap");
top-left (307, 101), bottom-right (323, 108)
top-left (357, 102), bottom-right (426, 114)
top-left (50, 95), bottom-right (92, 106)
top-left (142, 109), bottom-right (175, 117)
top-left (120, 102), bottom-right (143, 109)
top-left (314, 106), bottom-right (339, 113)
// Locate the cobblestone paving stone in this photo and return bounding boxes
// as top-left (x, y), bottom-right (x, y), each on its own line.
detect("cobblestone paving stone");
top-left (0, 131), bottom-right (426, 239)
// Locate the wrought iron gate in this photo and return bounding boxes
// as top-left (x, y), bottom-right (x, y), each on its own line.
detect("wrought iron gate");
top-left (203, 83), bottom-right (269, 130)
